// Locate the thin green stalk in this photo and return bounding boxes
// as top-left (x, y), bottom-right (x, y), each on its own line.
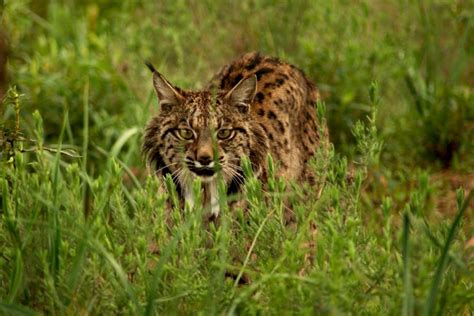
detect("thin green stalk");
top-left (82, 79), bottom-right (90, 219)
top-left (90, 239), bottom-right (141, 314)
top-left (402, 212), bottom-right (414, 316)
top-left (423, 190), bottom-right (473, 315)
top-left (49, 111), bottom-right (68, 283)
top-left (6, 249), bottom-right (23, 303)
top-left (232, 209), bottom-right (275, 292)
top-left (0, 302), bottom-right (40, 316)
top-left (144, 204), bottom-right (204, 316)
top-left (63, 237), bottom-right (89, 306)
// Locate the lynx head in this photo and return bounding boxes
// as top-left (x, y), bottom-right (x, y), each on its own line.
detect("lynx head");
top-left (142, 63), bottom-right (268, 193)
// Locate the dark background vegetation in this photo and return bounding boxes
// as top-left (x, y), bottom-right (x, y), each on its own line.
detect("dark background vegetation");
top-left (1, 0), bottom-right (473, 314)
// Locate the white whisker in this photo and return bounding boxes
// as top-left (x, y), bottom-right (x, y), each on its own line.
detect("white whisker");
top-left (153, 161), bottom-right (180, 176)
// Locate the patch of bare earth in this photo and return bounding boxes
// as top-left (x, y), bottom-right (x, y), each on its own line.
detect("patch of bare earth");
top-left (432, 171), bottom-right (474, 259)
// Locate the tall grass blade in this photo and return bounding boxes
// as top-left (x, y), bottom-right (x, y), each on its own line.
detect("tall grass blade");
top-left (49, 111), bottom-right (68, 282)
top-left (2, 177), bottom-right (20, 246)
top-left (144, 216), bottom-right (197, 316)
top-left (423, 190), bottom-right (473, 315)
top-left (448, 14), bottom-right (474, 86)
top-left (232, 209), bottom-right (274, 292)
top-left (144, 188), bottom-right (207, 315)
top-left (82, 79), bottom-right (90, 219)
top-left (90, 239), bottom-right (141, 314)
top-left (109, 127), bottom-right (140, 158)
top-left (6, 249), bottom-right (23, 303)
top-left (402, 212), bottom-right (414, 316)
top-left (0, 302), bottom-right (40, 316)
top-left (64, 237), bottom-right (89, 306)
top-left (94, 144), bottom-right (142, 189)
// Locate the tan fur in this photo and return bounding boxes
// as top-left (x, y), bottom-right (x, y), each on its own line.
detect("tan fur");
top-left (143, 52), bottom-right (328, 215)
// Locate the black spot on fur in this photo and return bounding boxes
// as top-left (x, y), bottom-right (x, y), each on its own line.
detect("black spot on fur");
top-left (255, 92), bottom-right (265, 103)
top-left (234, 127), bottom-right (247, 135)
top-left (245, 53), bottom-right (263, 70)
top-left (264, 82), bottom-right (275, 89)
top-left (267, 110), bottom-right (277, 120)
top-left (257, 109), bottom-right (265, 116)
top-left (220, 64), bottom-right (236, 89)
top-left (255, 67), bottom-right (274, 79)
top-left (263, 78), bottom-right (284, 89)
top-left (234, 74), bottom-right (243, 83)
top-left (227, 73), bottom-right (246, 87)
top-left (258, 123), bottom-right (268, 134)
top-left (277, 121), bottom-right (285, 133)
top-left (301, 142), bottom-right (310, 154)
top-left (267, 58), bottom-right (280, 65)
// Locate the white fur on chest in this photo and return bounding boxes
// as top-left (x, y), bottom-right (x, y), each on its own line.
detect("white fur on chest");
top-left (184, 178), bottom-right (220, 217)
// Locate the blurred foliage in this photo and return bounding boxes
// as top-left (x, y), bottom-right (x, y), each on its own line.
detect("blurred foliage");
top-left (2, 0), bottom-right (474, 169)
top-left (2, 0), bottom-right (473, 169)
top-left (1, 96), bottom-right (472, 313)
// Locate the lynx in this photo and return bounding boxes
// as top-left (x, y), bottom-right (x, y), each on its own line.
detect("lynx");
top-left (143, 52), bottom-right (327, 217)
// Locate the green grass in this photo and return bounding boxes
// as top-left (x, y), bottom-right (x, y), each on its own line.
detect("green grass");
top-left (1, 0), bottom-right (473, 314)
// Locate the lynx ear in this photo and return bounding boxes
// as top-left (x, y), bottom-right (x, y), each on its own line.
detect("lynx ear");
top-left (146, 62), bottom-right (184, 111)
top-left (225, 75), bottom-right (257, 114)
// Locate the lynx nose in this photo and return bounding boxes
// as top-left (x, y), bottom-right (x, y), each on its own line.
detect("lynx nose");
top-left (197, 154), bottom-right (213, 166)
top-left (195, 131), bottom-right (214, 167)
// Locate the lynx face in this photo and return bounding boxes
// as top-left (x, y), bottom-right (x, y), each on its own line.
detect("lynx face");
top-left (143, 52), bottom-right (326, 217)
top-left (143, 66), bottom-right (267, 214)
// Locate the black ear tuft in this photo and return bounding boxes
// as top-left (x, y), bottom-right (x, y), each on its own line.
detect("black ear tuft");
top-left (148, 67), bottom-right (185, 110)
top-left (145, 61), bottom-right (157, 73)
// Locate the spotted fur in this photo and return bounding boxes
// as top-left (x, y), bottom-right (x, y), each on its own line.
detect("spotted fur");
top-left (143, 52), bottom-right (327, 216)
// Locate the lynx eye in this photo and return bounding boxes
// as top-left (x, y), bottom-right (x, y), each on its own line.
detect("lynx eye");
top-left (176, 128), bottom-right (194, 140)
top-left (217, 129), bottom-right (234, 140)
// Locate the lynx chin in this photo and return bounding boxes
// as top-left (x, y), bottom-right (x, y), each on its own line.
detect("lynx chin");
top-left (142, 52), bottom-right (328, 217)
